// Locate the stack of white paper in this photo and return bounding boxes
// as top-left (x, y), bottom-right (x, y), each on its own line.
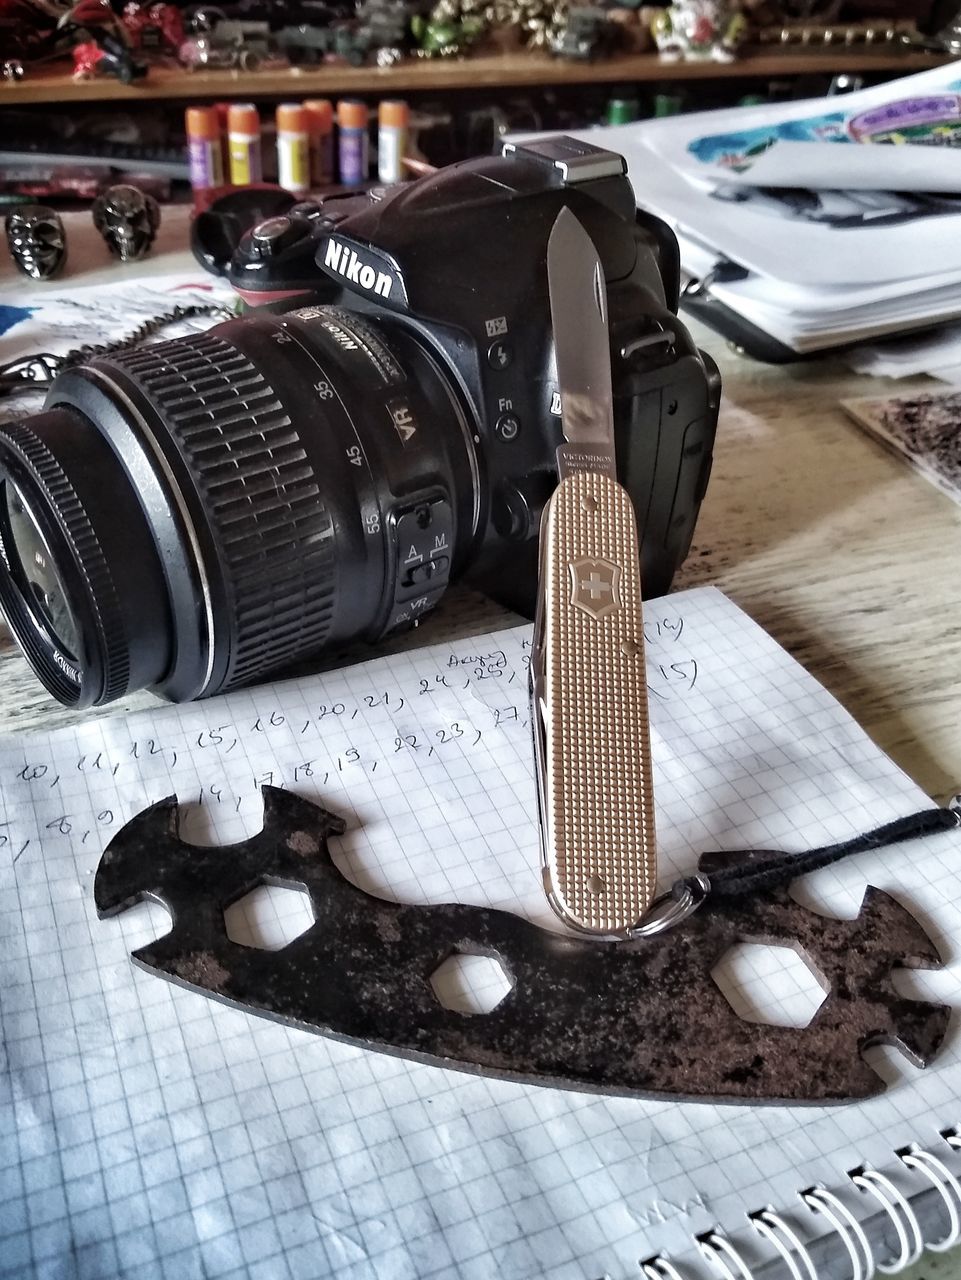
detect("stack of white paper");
top-left (558, 63), bottom-right (961, 355)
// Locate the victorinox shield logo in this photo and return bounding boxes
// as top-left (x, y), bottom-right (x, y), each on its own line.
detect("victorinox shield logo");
top-left (569, 558), bottom-right (621, 620)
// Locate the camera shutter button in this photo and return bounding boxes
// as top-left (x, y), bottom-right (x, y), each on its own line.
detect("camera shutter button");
top-left (250, 215), bottom-right (309, 258)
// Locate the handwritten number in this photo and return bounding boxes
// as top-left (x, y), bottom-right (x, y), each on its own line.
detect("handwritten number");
top-left (14, 639), bottom-right (588, 860)
top-left (435, 723), bottom-right (464, 745)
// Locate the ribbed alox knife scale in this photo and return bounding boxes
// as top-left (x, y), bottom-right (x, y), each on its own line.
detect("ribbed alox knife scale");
top-left (531, 207), bottom-right (657, 936)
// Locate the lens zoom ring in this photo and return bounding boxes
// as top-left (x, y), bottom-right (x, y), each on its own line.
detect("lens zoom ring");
top-left (0, 420), bottom-right (130, 701)
top-left (110, 335), bottom-right (335, 690)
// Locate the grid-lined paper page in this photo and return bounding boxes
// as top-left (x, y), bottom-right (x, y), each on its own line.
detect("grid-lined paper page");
top-left (2, 586), bottom-right (960, 1280)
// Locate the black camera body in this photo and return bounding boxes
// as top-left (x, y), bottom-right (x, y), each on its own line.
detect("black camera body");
top-left (0, 137), bottom-right (720, 709)
top-left (229, 135), bottom-right (721, 621)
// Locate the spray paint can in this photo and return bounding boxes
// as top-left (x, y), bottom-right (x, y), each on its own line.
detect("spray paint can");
top-left (214, 102), bottom-right (232, 179)
top-left (276, 103), bottom-right (310, 195)
top-left (377, 99), bottom-right (408, 184)
top-left (227, 102), bottom-right (262, 185)
top-left (337, 99), bottom-right (369, 186)
top-left (185, 106), bottom-right (224, 199)
top-left (304, 99), bottom-right (334, 187)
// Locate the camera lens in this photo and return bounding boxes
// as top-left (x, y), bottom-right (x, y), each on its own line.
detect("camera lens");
top-left (5, 483), bottom-right (80, 657)
top-left (0, 307), bottom-right (476, 706)
top-left (0, 408), bottom-right (173, 707)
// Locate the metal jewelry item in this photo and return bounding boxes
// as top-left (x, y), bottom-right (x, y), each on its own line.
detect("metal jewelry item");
top-left (95, 787), bottom-right (950, 1105)
top-left (4, 206), bottom-right (67, 280)
top-left (92, 184), bottom-right (161, 261)
top-left (531, 207), bottom-right (657, 938)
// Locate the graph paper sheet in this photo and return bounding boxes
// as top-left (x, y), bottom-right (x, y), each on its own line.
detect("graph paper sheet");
top-left (2, 586), bottom-right (960, 1280)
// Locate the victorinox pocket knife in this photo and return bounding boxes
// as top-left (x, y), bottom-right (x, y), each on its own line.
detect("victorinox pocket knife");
top-left (531, 206), bottom-right (657, 937)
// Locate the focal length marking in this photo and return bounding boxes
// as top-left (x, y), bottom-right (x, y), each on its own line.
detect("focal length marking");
top-left (323, 240), bottom-right (394, 299)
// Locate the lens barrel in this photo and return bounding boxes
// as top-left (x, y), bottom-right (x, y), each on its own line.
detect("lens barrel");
top-left (101, 328), bottom-right (343, 700)
top-left (0, 307), bottom-right (474, 706)
top-left (0, 408), bottom-right (171, 707)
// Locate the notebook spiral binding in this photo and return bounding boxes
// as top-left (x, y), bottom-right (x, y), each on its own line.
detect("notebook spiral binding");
top-left (641, 1131), bottom-right (961, 1280)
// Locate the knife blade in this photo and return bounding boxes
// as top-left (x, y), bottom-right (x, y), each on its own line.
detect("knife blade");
top-left (531, 206), bottom-right (657, 936)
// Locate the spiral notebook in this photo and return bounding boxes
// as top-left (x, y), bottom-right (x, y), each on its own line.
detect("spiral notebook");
top-left (2, 585), bottom-right (960, 1280)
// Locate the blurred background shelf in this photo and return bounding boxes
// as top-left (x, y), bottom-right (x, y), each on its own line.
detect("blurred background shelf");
top-left (3, 48), bottom-right (954, 105)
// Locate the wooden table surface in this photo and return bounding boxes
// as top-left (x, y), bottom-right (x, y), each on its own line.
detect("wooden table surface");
top-left (1, 216), bottom-right (959, 805)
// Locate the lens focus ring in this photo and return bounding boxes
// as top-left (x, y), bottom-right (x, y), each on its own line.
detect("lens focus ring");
top-left (107, 334), bottom-right (336, 693)
top-left (0, 418), bottom-right (130, 703)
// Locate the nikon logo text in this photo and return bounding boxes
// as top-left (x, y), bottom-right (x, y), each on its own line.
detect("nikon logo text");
top-left (53, 649), bottom-right (80, 682)
top-left (324, 240), bottom-right (393, 299)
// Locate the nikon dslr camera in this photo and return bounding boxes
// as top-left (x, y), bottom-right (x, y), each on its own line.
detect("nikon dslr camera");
top-left (0, 137), bottom-right (720, 708)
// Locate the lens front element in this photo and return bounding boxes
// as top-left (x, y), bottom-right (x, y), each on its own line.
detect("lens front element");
top-left (4, 481), bottom-right (81, 660)
top-left (0, 409), bottom-right (172, 707)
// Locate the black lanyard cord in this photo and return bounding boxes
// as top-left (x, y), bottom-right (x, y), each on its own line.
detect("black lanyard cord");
top-left (678, 805), bottom-right (961, 906)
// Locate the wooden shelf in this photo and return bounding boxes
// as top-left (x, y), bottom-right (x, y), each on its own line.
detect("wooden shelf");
top-left (2, 48), bottom-right (953, 106)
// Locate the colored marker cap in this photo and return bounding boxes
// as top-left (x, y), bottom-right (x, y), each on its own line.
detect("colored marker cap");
top-left (654, 93), bottom-right (682, 118)
top-left (304, 99), bottom-right (333, 131)
top-left (185, 106), bottom-right (220, 139)
top-left (338, 99), bottom-right (369, 128)
top-left (379, 100), bottom-right (408, 127)
top-left (605, 98), bottom-right (638, 126)
top-left (276, 103), bottom-right (308, 132)
top-left (228, 102), bottom-right (260, 132)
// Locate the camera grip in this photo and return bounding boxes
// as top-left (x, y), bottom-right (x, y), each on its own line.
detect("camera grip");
top-left (534, 469), bottom-right (657, 935)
